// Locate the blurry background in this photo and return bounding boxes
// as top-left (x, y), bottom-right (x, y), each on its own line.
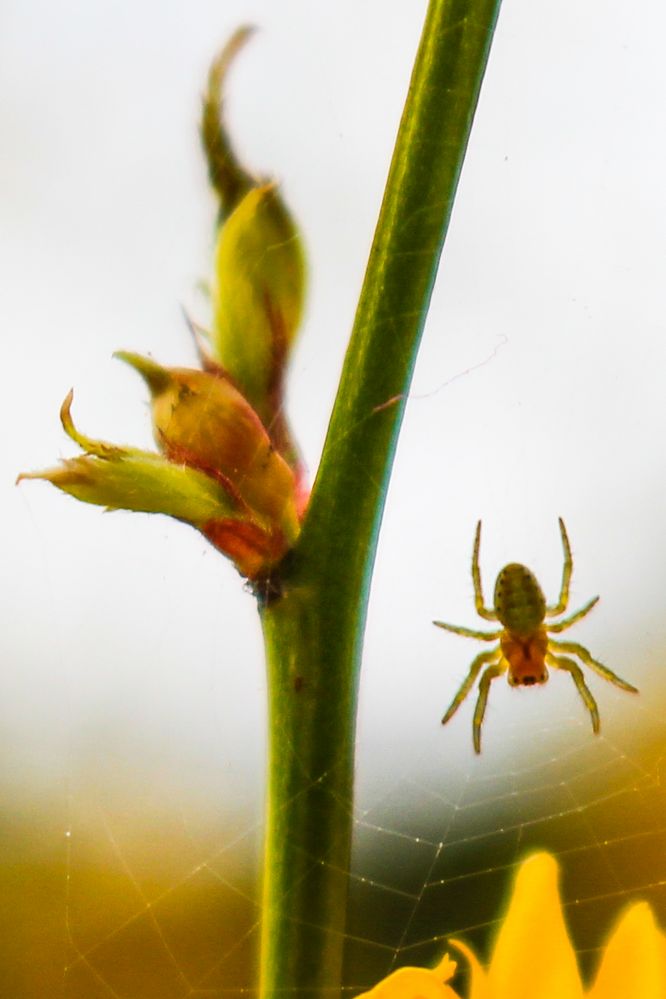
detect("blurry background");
top-left (2, 0), bottom-right (666, 996)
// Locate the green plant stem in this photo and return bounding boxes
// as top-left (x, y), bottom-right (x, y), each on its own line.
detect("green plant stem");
top-left (258, 2), bottom-right (502, 997)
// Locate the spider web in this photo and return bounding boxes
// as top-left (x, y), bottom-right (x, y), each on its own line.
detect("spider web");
top-left (8, 644), bottom-right (659, 999)
top-left (5, 0), bottom-right (666, 993)
top-left (346, 698), bottom-right (666, 993)
top-left (9, 360), bottom-right (666, 999)
top-left (9, 331), bottom-right (666, 998)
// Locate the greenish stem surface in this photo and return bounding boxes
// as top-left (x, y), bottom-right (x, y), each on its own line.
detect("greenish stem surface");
top-left (258, 2), bottom-right (502, 997)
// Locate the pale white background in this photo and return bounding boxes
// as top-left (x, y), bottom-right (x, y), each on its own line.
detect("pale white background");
top-left (3, 0), bottom-right (666, 824)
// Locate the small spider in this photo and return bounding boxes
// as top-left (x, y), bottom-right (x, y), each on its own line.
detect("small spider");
top-left (434, 519), bottom-right (638, 754)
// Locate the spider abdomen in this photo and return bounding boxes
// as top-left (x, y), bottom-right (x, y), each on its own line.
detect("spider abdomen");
top-left (494, 562), bottom-right (546, 635)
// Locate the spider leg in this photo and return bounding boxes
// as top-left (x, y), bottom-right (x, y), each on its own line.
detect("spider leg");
top-left (547, 652), bottom-right (600, 733)
top-left (472, 521), bottom-right (498, 621)
top-left (546, 517), bottom-right (572, 616)
top-left (472, 661), bottom-right (505, 754)
top-left (433, 621), bottom-right (502, 641)
top-left (547, 596), bottom-right (599, 633)
top-left (549, 639), bottom-right (638, 693)
top-left (441, 647), bottom-right (502, 726)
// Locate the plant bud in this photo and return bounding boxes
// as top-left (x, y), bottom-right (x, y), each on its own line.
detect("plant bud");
top-left (211, 183), bottom-right (306, 427)
top-left (116, 353), bottom-right (299, 544)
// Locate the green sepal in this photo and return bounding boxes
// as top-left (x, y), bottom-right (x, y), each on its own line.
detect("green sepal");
top-left (20, 452), bottom-right (244, 524)
top-left (211, 183), bottom-right (306, 424)
top-left (18, 391), bottom-right (242, 525)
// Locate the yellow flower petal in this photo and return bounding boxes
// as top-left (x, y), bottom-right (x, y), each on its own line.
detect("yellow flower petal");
top-left (360, 853), bottom-right (666, 999)
top-left (588, 902), bottom-right (666, 999)
top-left (487, 853), bottom-right (584, 999)
top-left (449, 939), bottom-right (490, 999)
top-left (356, 953), bottom-right (461, 999)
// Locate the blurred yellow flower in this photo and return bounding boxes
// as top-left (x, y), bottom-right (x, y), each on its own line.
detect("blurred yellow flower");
top-left (357, 954), bottom-right (460, 999)
top-left (357, 853), bottom-right (666, 999)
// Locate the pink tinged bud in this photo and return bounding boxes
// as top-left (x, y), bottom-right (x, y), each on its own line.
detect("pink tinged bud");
top-left (201, 520), bottom-right (290, 582)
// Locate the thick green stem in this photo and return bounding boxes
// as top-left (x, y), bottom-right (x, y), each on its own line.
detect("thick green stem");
top-left (258, 2), bottom-right (502, 997)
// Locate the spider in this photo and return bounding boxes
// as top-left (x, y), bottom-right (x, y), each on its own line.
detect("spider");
top-left (433, 519), bottom-right (638, 754)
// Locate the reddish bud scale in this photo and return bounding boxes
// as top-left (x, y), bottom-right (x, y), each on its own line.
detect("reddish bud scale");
top-left (118, 354), bottom-right (300, 548)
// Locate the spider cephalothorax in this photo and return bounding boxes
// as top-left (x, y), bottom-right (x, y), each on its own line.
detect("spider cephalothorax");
top-left (434, 520), bottom-right (638, 753)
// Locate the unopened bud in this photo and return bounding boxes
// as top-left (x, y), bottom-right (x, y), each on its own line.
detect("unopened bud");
top-left (116, 352), bottom-right (299, 544)
top-left (211, 183), bottom-right (305, 428)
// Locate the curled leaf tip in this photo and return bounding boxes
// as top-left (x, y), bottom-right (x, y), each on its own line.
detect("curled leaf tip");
top-left (201, 26), bottom-right (257, 218)
top-left (60, 387), bottom-right (75, 414)
top-left (59, 388), bottom-right (77, 440)
top-left (58, 389), bottom-right (125, 458)
top-left (209, 24), bottom-right (257, 81)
